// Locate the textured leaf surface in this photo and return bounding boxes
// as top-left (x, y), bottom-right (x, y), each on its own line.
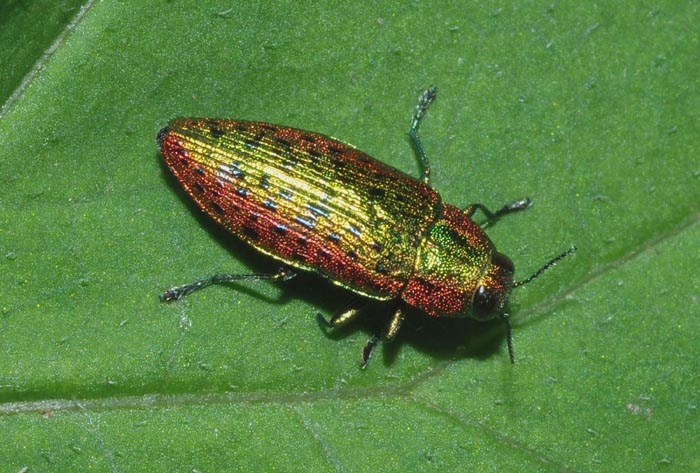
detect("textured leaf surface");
top-left (1, 1), bottom-right (698, 471)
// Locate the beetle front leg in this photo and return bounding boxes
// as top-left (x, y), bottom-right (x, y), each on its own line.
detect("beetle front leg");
top-left (409, 86), bottom-right (437, 185)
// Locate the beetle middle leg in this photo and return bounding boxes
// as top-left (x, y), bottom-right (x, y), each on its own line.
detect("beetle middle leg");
top-left (316, 298), bottom-right (366, 329)
top-left (360, 304), bottom-right (406, 368)
top-left (318, 299), bottom-right (377, 367)
top-left (320, 300), bottom-right (406, 368)
top-left (465, 198), bottom-right (532, 225)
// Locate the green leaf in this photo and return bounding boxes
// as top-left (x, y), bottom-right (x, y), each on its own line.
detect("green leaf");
top-left (1, 1), bottom-right (698, 471)
top-left (0, 1), bottom-right (86, 105)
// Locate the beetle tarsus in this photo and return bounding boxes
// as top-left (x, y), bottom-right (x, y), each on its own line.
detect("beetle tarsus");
top-left (502, 312), bottom-right (515, 364)
top-left (360, 334), bottom-right (380, 369)
top-left (409, 86), bottom-right (438, 185)
top-left (465, 198), bottom-right (532, 224)
top-left (160, 267), bottom-right (296, 301)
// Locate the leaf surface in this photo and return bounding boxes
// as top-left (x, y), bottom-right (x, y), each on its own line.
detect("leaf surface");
top-left (1, 2), bottom-right (698, 471)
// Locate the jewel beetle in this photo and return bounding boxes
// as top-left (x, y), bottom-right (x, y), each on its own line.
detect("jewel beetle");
top-left (158, 87), bottom-right (575, 367)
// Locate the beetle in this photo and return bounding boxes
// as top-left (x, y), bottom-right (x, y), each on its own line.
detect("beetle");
top-left (158, 87), bottom-right (575, 367)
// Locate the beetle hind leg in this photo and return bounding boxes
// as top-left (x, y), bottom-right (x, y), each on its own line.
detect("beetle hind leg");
top-left (160, 266), bottom-right (296, 301)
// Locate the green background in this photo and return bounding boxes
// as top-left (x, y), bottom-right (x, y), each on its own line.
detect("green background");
top-left (1, 1), bottom-right (698, 471)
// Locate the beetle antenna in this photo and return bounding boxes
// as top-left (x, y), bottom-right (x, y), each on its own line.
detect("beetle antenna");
top-left (514, 246), bottom-right (577, 287)
top-left (502, 312), bottom-right (515, 364)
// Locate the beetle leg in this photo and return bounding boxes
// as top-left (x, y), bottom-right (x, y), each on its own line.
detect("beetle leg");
top-left (317, 299), bottom-right (366, 328)
top-left (383, 306), bottom-right (406, 342)
top-left (360, 305), bottom-right (405, 368)
top-left (317, 299), bottom-right (379, 369)
top-left (160, 266), bottom-right (296, 301)
top-left (464, 198), bottom-right (532, 224)
top-left (502, 312), bottom-right (516, 364)
top-left (360, 334), bottom-right (380, 369)
top-left (409, 86), bottom-right (437, 185)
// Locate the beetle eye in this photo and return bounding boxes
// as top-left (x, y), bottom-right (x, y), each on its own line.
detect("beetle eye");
top-left (472, 285), bottom-right (498, 321)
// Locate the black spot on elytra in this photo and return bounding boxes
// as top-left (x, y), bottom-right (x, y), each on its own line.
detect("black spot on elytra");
top-left (347, 250), bottom-right (359, 261)
top-left (209, 125), bottom-right (224, 138)
top-left (308, 149), bottom-right (322, 159)
top-left (283, 156), bottom-right (299, 168)
top-left (243, 226), bottom-right (258, 240)
top-left (194, 182), bottom-right (204, 193)
top-left (235, 188), bottom-right (248, 197)
top-left (250, 212), bottom-right (259, 222)
top-left (260, 123), bottom-right (277, 133)
top-left (245, 138), bottom-right (259, 148)
top-left (327, 233), bottom-right (341, 244)
top-left (348, 225), bottom-right (362, 238)
top-left (195, 167), bottom-right (205, 176)
top-left (157, 127), bottom-right (170, 148)
top-left (230, 165), bottom-right (245, 180)
top-left (275, 138), bottom-right (292, 150)
top-left (331, 158), bottom-right (347, 169)
top-left (307, 204), bottom-right (329, 218)
top-left (297, 236), bottom-right (308, 246)
top-left (300, 133), bottom-right (316, 143)
top-left (368, 187), bottom-right (385, 199)
top-left (372, 241), bottom-right (383, 253)
top-left (295, 216), bottom-right (315, 229)
top-left (375, 263), bottom-right (388, 274)
top-left (328, 145), bottom-right (344, 155)
top-left (420, 278), bottom-right (437, 291)
top-left (211, 202), bottom-right (223, 214)
top-left (274, 224), bottom-right (288, 235)
top-left (259, 175), bottom-right (270, 189)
